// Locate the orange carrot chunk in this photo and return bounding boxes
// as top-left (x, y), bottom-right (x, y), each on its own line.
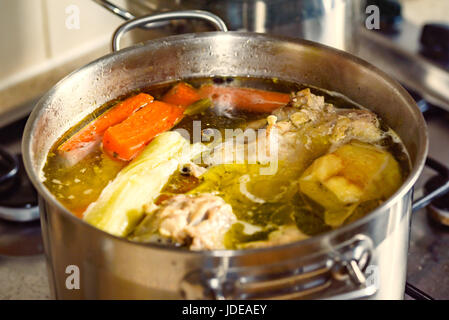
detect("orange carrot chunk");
top-left (58, 93), bottom-right (154, 153)
top-left (162, 82), bottom-right (201, 107)
top-left (198, 85), bottom-right (290, 113)
top-left (103, 101), bottom-right (185, 161)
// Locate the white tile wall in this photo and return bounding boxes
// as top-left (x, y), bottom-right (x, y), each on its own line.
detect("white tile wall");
top-left (0, 0), bottom-right (124, 89)
top-left (0, 0), bottom-right (48, 80)
top-left (43, 0), bottom-right (123, 58)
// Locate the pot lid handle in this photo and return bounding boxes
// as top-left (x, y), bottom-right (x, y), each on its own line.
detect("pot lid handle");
top-left (112, 10), bottom-right (228, 52)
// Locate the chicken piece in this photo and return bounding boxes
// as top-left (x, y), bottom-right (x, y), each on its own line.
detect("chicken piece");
top-left (273, 88), bottom-right (334, 123)
top-left (266, 118), bottom-right (305, 164)
top-left (291, 88), bottom-right (325, 110)
top-left (131, 194), bottom-right (236, 250)
top-left (330, 109), bottom-right (384, 145)
top-left (274, 88), bottom-right (384, 148)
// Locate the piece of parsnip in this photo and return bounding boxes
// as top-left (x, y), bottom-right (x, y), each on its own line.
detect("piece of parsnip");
top-left (83, 131), bottom-right (201, 236)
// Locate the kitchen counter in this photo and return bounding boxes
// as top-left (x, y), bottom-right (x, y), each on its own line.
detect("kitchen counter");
top-left (0, 255), bottom-right (50, 300)
top-left (0, 117), bottom-right (51, 300)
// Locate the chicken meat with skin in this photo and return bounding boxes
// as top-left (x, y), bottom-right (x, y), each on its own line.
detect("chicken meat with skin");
top-left (268, 89), bottom-right (387, 166)
top-left (131, 194), bottom-right (236, 250)
top-left (272, 88), bottom-right (385, 148)
top-left (204, 88), bottom-right (386, 171)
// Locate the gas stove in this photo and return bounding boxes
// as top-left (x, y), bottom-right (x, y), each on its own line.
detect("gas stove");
top-left (356, 2), bottom-right (449, 299)
top-left (405, 107), bottom-right (449, 300)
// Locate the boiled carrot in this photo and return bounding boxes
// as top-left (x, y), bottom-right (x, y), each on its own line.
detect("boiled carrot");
top-left (198, 85), bottom-right (290, 113)
top-left (162, 82), bottom-right (201, 107)
top-left (102, 101), bottom-right (185, 161)
top-left (58, 93), bottom-right (154, 153)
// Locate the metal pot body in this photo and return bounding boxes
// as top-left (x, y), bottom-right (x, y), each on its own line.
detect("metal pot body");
top-left (99, 0), bottom-right (359, 51)
top-left (23, 32), bottom-right (427, 299)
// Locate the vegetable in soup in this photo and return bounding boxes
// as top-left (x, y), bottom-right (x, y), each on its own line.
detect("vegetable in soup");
top-left (43, 77), bottom-right (410, 250)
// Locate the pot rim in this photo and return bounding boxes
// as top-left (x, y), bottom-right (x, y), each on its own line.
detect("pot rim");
top-left (22, 31), bottom-right (428, 258)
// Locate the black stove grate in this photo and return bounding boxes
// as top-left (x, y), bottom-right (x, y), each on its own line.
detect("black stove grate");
top-left (406, 156), bottom-right (449, 300)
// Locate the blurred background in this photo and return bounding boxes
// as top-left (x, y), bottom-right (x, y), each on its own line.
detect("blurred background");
top-left (0, 0), bottom-right (448, 125)
top-left (0, 0), bottom-right (448, 300)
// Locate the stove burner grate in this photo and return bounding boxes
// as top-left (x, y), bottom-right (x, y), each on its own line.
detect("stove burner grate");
top-left (0, 147), bottom-right (39, 222)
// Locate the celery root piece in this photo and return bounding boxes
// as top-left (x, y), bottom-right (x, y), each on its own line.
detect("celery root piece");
top-left (83, 131), bottom-right (199, 236)
top-left (299, 141), bottom-right (402, 227)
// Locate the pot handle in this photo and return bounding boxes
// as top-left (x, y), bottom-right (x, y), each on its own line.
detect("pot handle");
top-left (412, 157), bottom-right (449, 212)
top-left (112, 10), bottom-right (228, 52)
top-left (93, 0), bottom-right (137, 21)
top-left (93, 0), bottom-right (171, 30)
top-left (181, 234), bottom-right (377, 300)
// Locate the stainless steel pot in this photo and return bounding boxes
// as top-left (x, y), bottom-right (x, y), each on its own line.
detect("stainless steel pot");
top-left (94, 0), bottom-right (360, 51)
top-left (23, 11), bottom-right (428, 300)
